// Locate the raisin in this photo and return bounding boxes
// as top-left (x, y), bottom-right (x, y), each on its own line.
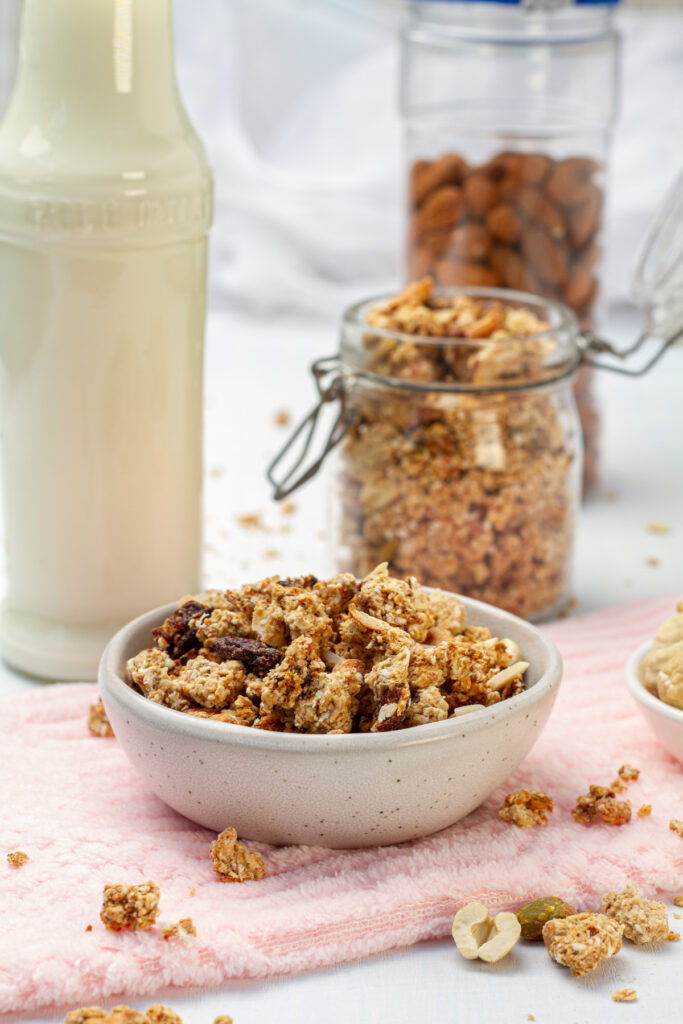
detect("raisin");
top-left (209, 635), bottom-right (283, 676)
top-left (152, 600), bottom-right (212, 660)
top-left (276, 575), bottom-right (318, 588)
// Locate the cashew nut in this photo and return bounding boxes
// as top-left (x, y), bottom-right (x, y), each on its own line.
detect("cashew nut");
top-left (452, 901), bottom-right (521, 962)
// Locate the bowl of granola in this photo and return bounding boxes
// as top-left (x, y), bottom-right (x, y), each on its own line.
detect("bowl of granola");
top-left (99, 565), bottom-right (562, 848)
top-left (625, 603), bottom-right (683, 765)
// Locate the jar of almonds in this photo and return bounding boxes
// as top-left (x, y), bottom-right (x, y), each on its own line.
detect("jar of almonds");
top-left (401, 0), bottom-right (621, 492)
top-left (329, 280), bottom-right (582, 622)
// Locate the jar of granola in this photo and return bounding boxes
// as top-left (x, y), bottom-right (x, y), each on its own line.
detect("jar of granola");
top-left (401, 0), bottom-right (621, 492)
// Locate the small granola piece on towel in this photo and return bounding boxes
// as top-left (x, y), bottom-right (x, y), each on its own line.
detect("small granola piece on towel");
top-left (601, 883), bottom-right (669, 944)
top-left (572, 783), bottom-right (631, 826)
top-left (210, 828), bottom-right (267, 883)
top-left (498, 789), bottom-right (555, 828)
top-left (543, 912), bottom-right (623, 977)
top-left (162, 918), bottom-right (196, 941)
top-left (87, 701), bottom-right (114, 737)
top-left (100, 882), bottom-right (160, 932)
top-left (7, 850), bottom-right (29, 868)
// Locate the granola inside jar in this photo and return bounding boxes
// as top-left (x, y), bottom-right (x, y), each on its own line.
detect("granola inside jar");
top-left (331, 280), bottom-right (582, 621)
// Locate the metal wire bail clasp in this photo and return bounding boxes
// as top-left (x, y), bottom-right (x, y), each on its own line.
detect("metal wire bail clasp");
top-left (267, 356), bottom-right (358, 500)
top-left (579, 322), bottom-right (683, 376)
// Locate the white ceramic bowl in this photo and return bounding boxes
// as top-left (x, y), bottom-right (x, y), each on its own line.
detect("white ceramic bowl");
top-left (99, 595), bottom-right (562, 849)
top-left (625, 641), bottom-right (683, 765)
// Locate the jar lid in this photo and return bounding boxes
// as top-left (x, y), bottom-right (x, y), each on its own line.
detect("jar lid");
top-left (411, 1), bottom-right (620, 6)
top-left (632, 168), bottom-right (683, 343)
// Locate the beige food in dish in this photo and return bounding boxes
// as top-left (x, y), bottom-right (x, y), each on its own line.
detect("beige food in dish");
top-left (640, 603), bottom-right (683, 710)
top-left (127, 564), bottom-right (528, 734)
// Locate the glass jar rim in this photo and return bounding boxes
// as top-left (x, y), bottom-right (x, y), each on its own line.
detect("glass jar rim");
top-left (340, 285), bottom-right (581, 394)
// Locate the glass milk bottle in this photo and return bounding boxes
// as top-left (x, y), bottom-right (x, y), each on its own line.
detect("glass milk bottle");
top-left (0, 0), bottom-right (213, 680)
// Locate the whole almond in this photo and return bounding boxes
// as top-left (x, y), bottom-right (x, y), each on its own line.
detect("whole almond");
top-left (486, 203), bottom-right (523, 245)
top-left (522, 225), bottom-right (568, 287)
top-left (420, 226), bottom-right (457, 258)
top-left (519, 153), bottom-right (552, 186)
top-left (415, 184), bottom-right (464, 236)
top-left (446, 223), bottom-right (491, 262)
top-left (568, 185), bottom-right (602, 249)
top-left (563, 264), bottom-right (596, 311)
top-left (517, 187), bottom-right (566, 240)
top-left (411, 153), bottom-right (468, 207)
top-left (546, 157), bottom-right (600, 206)
top-left (490, 246), bottom-right (528, 290)
top-left (464, 173), bottom-right (498, 218)
top-left (434, 259), bottom-right (500, 287)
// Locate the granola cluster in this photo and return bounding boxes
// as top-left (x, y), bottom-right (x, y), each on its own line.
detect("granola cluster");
top-left (572, 765), bottom-right (641, 827)
top-left (65, 1008), bottom-right (182, 1024)
top-left (601, 883), bottom-right (669, 944)
top-left (7, 850), bottom-right (28, 868)
top-left (640, 601), bottom-right (683, 710)
top-left (497, 789), bottom-right (554, 829)
top-left (337, 279), bottom-right (578, 619)
top-left (87, 700), bottom-right (114, 738)
top-left (162, 917), bottom-right (197, 941)
top-left (210, 828), bottom-right (267, 883)
top-left (127, 563), bottom-right (528, 734)
top-left (542, 912), bottom-right (624, 977)
top-left (100, 882), bottom-right (160, 932)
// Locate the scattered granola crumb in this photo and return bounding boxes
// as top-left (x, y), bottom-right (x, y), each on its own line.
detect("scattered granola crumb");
top-left (646, 521), bottom-right (670, 534)
top-left (543, 912), bottom-right (623, 977)
top-left (213, 1017), bottom-right (233, 1024)
top-left (573, 775), bottom-right (633, 827)
top-left (646, 556), bottom-right (661, 567)
top-left (188, 885), bottom-right (196, 897)
top-left (612, 989), bottom-right (637, 1003)
top-left (210, 828), bottom-right (267, 883)
top-left (602, 883), bottom-right (669, 944)
top-left (498, 789), bottom-right (554, 828)
top-left (674, 913), bottom-right (681, 920)
top-left (146, 1008), bottom-right (183, 1024)
top-left (557, 596), bottom-right (578, 619)
top-left (273, 409), bottom-right (291, 428)
top-left (281, 500), bottom-right (296, 516)
top-left (670, 819), bottom-right (683, 838)
top-left (236, 512), bottom-right (266, 531)
top-left (637, 805), bottom-right (652, 818)
top-left (64, 1010), bottom-right (156, 1024)
top-left (7, 850), bottom-right (28, 868)
top-left (87, 700), bottom-right (114, 737)
top-left (675, 896), bottom-right (683, 908)
top-left (263, 548), bottom-right (280, 559)
top-left (208, 465), bottom-right (225, 479)
top-left (100, 882), bottom-right (160, 931)
top-left (85, 924), bottom-right (92, 932)
top-left (667, 931), bottom-right (680, 941)
top-left (527, 1016), bottom-right (535, 1022)
top-left (162, 917), bottom-right (196, 941)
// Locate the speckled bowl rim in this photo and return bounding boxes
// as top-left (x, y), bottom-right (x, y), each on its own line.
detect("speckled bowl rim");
top-left (99, 594), bottom-right (563, 754)
top-left (625, 640), bottom-right (683, 724)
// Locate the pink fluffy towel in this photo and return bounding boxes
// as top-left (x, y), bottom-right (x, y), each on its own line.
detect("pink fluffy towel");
top-left (1, 594), bottom-right (682, 1013)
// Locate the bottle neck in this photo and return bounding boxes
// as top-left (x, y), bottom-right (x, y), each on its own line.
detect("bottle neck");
top-left (12, 0), bottom-right (180, 131)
